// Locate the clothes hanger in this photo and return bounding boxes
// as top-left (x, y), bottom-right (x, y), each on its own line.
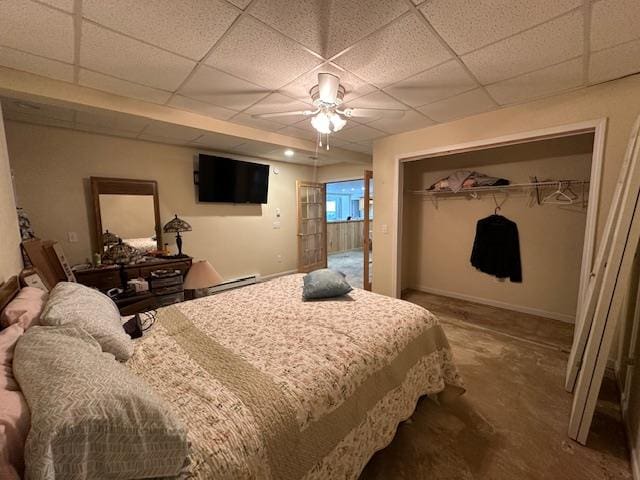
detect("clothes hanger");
top-left (542, 181), bottom-right (574, 205)
top-left (492, 193), bottom-right (507, 215)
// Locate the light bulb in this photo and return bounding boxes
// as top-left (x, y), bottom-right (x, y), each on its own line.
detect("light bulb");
top-left (330, 112), bottom-right (347, 132)
top-left (311, 111), bottom-right (331, 134)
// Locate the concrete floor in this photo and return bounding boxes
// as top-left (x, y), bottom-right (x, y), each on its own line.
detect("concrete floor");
top-left (359, 290), bottom-right (631, 480)
top-left (328, 248), bottom-right (372, 289)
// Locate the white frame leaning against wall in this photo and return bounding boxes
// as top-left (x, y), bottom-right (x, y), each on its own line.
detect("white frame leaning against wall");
top-left (391, 119), bottom-right (608, 323)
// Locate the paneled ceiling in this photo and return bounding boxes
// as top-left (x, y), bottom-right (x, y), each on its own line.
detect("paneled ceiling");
top-left (0, 95), bottom-right (342, 166)
top-left (1, 0), bottom-right (639, 157)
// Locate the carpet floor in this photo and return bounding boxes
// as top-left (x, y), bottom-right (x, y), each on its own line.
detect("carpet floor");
top-left (328, 249), bottom-right (372, 289)
top-left (359, 290), bottom-right (631, 480)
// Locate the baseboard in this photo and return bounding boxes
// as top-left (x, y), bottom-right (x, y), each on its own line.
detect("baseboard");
top-left (410, 285), bottom-right (576, 324)
top-left (258, 269), bottom-right (297, 282)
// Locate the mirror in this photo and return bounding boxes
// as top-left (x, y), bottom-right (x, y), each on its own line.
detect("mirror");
top-left (91, 177), bottom-right (161, 254)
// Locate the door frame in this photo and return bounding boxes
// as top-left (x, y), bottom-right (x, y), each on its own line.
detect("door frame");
top-left (363, 170), bottom-right (373, 291)
top-left (391, 119), bottom-right (608, 310)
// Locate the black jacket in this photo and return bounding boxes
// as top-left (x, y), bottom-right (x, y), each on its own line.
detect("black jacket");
top-left (470, 214), bottom-right (522, 282)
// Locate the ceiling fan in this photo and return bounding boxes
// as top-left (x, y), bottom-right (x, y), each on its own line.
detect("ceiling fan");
top-left (252, 73), bottom-right (405, 149)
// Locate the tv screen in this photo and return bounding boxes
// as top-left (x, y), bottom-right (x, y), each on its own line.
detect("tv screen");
top-left (197, 154), bottom-right (269, 204)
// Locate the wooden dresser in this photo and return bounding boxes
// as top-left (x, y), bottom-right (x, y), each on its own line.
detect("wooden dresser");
top-left (75, 257), bottom-right (192, 314)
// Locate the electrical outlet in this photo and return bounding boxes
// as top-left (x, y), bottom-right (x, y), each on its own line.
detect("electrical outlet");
top-left (381, 224), bottom-right (388, 234)
top-left (273, 221), bottom-right (281, 229)
top-left (277, 254), bottom-right (283, 263)
top-left (67, 231), bottom-right (78, 243)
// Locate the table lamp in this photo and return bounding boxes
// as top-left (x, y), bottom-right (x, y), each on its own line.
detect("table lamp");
top-left (184, 260), bottom-right (223, 298)
top-left (163, 214), bottom-right (192, 257)
top-left (105, 239), bottom-right (139, 290)
top-left (102, 230), bottom-right (120, 251)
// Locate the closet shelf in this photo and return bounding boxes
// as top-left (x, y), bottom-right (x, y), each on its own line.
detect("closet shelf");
top-left (408, 180), bottom-right (591, 206)
top-left (409, 180), bottom-right (589, 196)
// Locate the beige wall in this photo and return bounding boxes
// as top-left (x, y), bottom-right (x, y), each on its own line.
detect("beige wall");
top-left (5, 122), bottom-right (315, 280)
top-left (0, 103), bottom-right (22, 282)
top-left (402, 135), bottom-right (593, 321)
top-left (316, 161), bottom-right (372, 183)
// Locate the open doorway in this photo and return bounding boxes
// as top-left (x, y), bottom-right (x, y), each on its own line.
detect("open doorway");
top-left (325, 177), bottom-right (373, 289)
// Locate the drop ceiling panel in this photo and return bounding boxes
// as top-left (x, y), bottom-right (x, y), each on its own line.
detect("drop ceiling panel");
top-left (420, 0), bottom-right (581, 55)
top-left (367, 110), bottom-right (434, 134)
top-left (231, 140), bottom-right (282, 156)
top-left (140, 122), bottom-right (205, 142)
top-left (205, 16), bottom-right (323, 89)
top-left (383, 60), bottom-right (478, 107)
top-left (75, 110), bottom-right (149, 133)
top-left (462, 11), bottom-right (583, 84)
top-left (277, 125), bottom-right (318, 141)
top-left (487, 57), bottom-right (583, 105)
top-left (3, 111), bottom-right (75, 130)
top-left (227, 0), bottom-right (251, 9)
top-left (0, 0), bottom-right (74, 62)
top-left (248, 0), bottom-right (409, 57)
top-left (191, 132), bottom-right (245, 150)
top-left (333, 124), bottom-right (386, 143)
top-left (418, 88), bottom-right (497, 123)
top-left (178, 65), bottom-right (269, 111)
top-left (279, 63), bottom-right (376, 103)
top-left (228, 113), bottom-right (284, 132)
top-left (39, 0), bottom-right (74, 13)
top-left (79, 69), bottom-right (173, 104)
top-left (0, 46), bottom-right (74, 82)
top-left (343, 142), bottom-right (373, 154)
top-left (2, 98), bottom-right (75, 123)
top-left (333, 13), bottom-right (451, 87)
top-left (243, 93), bottom-right (313, 126)
top-left (80, 22), bottom-right (196, 91)
top-left (83, 0), bottom-right (240, 60)
top-left (590, 38), bottom-right (640, 85)
top-left (590, 0), bottom-right (640, 52)
top-left (168, 95), bottom-right (237, 120)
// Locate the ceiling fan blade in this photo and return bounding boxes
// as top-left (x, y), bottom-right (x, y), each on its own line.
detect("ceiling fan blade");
top-left (318, 73), bottom-right (340, 104)
top-left (251, 110), bottom-right (314, 119)
top-left (342, 107), bottom-right (406, 119)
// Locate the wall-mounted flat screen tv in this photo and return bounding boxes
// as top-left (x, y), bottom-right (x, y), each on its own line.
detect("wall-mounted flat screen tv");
top-left (197, 154), bottom-right (269, 204)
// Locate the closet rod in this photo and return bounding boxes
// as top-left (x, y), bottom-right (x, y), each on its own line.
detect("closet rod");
top-left (408, 180), bottom-right (590, 196)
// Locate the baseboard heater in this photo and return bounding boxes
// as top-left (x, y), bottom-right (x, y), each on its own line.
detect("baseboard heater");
top-left (206, 274), bottom-right (257, 295)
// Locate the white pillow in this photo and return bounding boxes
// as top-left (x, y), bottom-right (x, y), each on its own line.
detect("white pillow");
top-left (40, 282), bottom-right (133, 361)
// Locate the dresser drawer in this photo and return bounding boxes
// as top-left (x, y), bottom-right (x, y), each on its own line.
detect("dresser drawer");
top-left (76, 269), bottom-right (121, 290)
top-left (149, 275), bottom-right (183, 289)
top-left (156, 291), bottom-right (184, 307)
top-left (152, 284), bottom-right (184, 295)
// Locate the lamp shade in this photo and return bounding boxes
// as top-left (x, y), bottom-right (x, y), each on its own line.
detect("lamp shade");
top-left (184, 260), bottom-right (223, 290)
top-left (102, 229), bottom-right (120, 246)
top-left (105, 239), bottom-right (139, 265)
top-left (163, 214), bottom-right (192, 233)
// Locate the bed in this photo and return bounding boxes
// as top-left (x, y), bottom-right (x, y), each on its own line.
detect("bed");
top-left (127, 274), bottom-right (464, 479)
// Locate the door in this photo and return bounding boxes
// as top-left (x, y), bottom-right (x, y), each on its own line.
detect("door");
top-left (296, 180), bottom-right (327, 273)
top-left (363, 170), bottom-right (373, 291)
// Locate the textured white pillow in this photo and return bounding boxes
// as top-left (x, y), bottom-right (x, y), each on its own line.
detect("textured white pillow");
top-left (40, 282), bottom-right (133, 361)
top-left (14, 325), bottom-right (189, 479)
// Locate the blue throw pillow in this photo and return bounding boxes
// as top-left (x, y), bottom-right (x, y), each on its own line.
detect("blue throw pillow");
top-left (303, 268), bottom-right (353, 300)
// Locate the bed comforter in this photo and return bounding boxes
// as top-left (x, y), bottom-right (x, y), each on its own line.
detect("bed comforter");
top-left (127, 274), bottom-right (463, 479)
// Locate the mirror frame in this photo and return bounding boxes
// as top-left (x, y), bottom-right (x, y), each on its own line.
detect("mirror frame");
top-left (91, 176), bottom-right (162, 253)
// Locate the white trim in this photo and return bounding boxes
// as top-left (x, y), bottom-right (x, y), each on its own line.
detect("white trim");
top-left (410, 285), bottom-right (575, 324)
top-left (392, 118), bottom-right (608, 306)
top-left (258, 269), bottom-right (297, 282)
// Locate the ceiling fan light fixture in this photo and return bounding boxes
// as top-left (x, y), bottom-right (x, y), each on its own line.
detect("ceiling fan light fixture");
top-left (311, 111), bottom-right (332, 134)
top-left (329, 112), bottom-right (347, 132)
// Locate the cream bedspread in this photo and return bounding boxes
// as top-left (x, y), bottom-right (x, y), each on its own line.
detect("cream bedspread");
top-left (127, 274), bottom-right (463, 479)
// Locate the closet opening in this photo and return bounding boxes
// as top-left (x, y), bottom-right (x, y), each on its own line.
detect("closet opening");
top-left (393, 120), bottom-right (606, 348)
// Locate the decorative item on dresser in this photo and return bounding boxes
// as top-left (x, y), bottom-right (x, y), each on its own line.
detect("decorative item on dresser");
top-left (183, 260), bottom-right (223, 299)
top-left (162, 214), bottom-right (192, 257)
